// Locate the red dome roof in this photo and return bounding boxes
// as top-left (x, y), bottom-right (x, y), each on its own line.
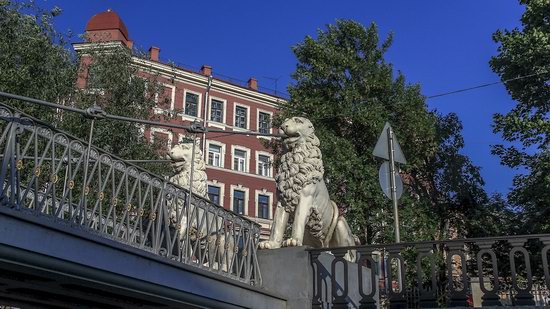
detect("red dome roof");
top-left (85, 9), bottom-right (129, 40)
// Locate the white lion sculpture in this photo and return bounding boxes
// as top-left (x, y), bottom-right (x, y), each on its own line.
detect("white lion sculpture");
top-left (259, 117), bottom-right (358, 260)
top-left (169, 142), bottom-right (208, 198)
top-left (168, 142), bottom-right (234, 271)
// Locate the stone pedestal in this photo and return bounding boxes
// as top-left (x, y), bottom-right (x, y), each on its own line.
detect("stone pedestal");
top-left (257, 246), bottom-right (377, 309)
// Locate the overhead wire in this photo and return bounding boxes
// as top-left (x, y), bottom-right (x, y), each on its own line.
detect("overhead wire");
top-left (426, 71), bottom-right (547, 99)
top-left (3, 70), bottom-right (544, 145)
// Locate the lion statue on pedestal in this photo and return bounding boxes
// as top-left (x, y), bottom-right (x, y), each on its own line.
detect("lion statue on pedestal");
top-left (259, 117), bottom-right (358, 260)
top-left (168, 142), bottom-right (234, 271)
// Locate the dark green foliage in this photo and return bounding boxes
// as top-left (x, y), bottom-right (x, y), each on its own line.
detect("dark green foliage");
top-left (490, 0), bottom-right (550, 233)
top-left (0, 1), bottom-right (170, 176)
top-left (279, 20), bottom-right (490, 243)
top-left (0, 0), bottom-right (75, 118)
top-left (61, 46), bottom-right (170, 175)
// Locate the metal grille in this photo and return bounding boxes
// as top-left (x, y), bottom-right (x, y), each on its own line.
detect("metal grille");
top-left (0, 103), bottom-right (262, 286)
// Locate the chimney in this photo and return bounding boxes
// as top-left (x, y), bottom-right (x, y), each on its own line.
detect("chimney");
top-left (247, 77), bottom-right (258, 90)
top-left (149, 46), bottom-right (160, 61)
top-left (127, 40), bottom-right (134, 49)
top-left (201, 65), bottom-right (212, 76)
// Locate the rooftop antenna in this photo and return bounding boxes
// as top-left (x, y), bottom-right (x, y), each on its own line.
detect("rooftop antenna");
top-left (263, 76), bottom-right (281, 95)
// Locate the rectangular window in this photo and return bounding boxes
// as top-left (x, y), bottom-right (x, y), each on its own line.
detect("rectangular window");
top-left (158, 86), bottom-right (173, 109)
top-left (208, 144), bottom-right (222, 167)
top-left (233, 149), bottom-right (247, 172)
top-left (258, 195), bottom-right (269, 219)
top-left (208, 185), bottom-right (221, 205)
top-left (233, 190), bottom-right (245, 215)
top-left (210, 99), bottom-right (224, 123)
top-left (235, 106), bottom-right (248, 129)
top-left (258, 112), bottom-right (271, 134)
top-left (185, 92), bottom-right (199, 117)
top-left (258, 155), bottom-right (271, 177)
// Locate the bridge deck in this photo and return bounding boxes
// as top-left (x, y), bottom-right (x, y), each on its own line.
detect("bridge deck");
top-left (0, 205), bottom-right (286, 308)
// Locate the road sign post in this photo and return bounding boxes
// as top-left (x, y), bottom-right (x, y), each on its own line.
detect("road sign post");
top-left (373, 122), bottom-right (407, 243)
top-left (387, 126), bottom-right (401, 244)
top-left (373, 122), bottom-right (407, 291)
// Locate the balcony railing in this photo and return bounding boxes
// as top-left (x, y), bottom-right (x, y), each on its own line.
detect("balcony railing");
top-left (0, 101), bottom-right (262, 285)
top-left (309, 234), bottom-right (550, 308)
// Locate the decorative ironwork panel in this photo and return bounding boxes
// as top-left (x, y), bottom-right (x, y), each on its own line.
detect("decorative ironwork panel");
top-left (0, 103), bottom-right (262, 285)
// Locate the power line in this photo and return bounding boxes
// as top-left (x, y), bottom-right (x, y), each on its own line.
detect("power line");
top-left (426, 71), bottom-right (547, 99)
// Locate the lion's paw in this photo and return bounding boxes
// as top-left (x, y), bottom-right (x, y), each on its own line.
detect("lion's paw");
top-left (282, 238), bottom-right (302, 247)
top-left (259, 240), bottom-right (280, 250)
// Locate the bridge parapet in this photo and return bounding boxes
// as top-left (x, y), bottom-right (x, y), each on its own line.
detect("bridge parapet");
top-left (0, 102), bottom-right (262, 286)
top-left (309, 235), bottom-right (550, 308)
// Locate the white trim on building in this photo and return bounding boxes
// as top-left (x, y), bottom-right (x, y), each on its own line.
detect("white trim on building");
top-left (230, 184), bottom-right (249, 216)
top-left (254, 189), bottom-right (273, 219)
top-left (207, 180), bottom-right (225, 207)
top-left (231, 145), bottom-right (251, 173)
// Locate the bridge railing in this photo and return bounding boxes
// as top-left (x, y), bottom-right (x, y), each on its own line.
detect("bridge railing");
top-left (0, 103), bottom-right (262, 286)
top-left (309, 234), bottom-right (550, 308)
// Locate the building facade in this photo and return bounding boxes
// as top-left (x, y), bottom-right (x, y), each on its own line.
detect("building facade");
top-left (75, 10), bottom-right (284, 237)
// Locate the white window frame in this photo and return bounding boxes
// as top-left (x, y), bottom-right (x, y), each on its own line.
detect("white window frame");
top-left (207, 180), bottom-right (225, 207)
top-left (231, 145), bottom-right (250, 173)
top-left (176, 133), bottom-right (201, 145)
top-left (150, 127), bottom-right (173, 149)
top-left (208, 96), bottom-right (227, 128)
top-left (233, 103), bottom-right (250, 131)
top-left (255, 189), bottom-right (273, 219)
top-left (206, 140), bottom-right (226, 168)
top-left (230, 185), bottom-right (249, 216)
top-left (255, 151), bottom-right (273, 178)
top-left (153, 83), bottom-right (176, 114)
top-left (182, 89), bottom-right (202, 121)
top-left (256, 108), bottom-right (273, 134)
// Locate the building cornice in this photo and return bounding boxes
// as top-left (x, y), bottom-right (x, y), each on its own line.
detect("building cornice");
top-left (206, 166), bottom-right (275, 182)
top-left (131, 58), bottom-right (286, 108)
top-left (74, 42), bottom-right (287, 108)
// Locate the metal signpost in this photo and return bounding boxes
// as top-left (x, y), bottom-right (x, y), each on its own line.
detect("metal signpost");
top-left (373, 122), bottom-right (407, 242)
top-left (373, 122), bottom-right (407, 292)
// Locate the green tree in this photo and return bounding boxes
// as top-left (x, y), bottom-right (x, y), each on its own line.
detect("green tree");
top-left (62, 46), bottom-right (170, 174)
top-left (490, 0), bottom-right (550, 233)
top-left (279, 20), bottom-right (488, 243)
top-left (0, 0), bottom-right (75, 118)
top-left (0, 1), bottom-right (169, 174)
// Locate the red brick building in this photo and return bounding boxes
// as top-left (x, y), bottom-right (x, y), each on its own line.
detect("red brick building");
top-left (74, 10), bottom-right (285, 238)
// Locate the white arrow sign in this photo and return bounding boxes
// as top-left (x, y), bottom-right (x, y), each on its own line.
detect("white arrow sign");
top-left (372, 122), bottom-right (407, 164)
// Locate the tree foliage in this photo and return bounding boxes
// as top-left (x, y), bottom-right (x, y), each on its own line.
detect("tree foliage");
top-left (62, 46), bottom-right (169, 174)
top-left (0, 1), bottom-right (169, 175)
top-left (0, 0), bottom-right (75, 117)
top-left (490, 0), bottom-right (550, 233)
top-left (278, 20), bottom-right (489, 243)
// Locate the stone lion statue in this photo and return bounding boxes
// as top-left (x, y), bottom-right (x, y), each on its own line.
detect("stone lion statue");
top-left (169, 142), bottom-right (208, 198)
top-left (259, 117), bottom-right (358, 260)
top-left (168, 141), bottom-right (234, 271)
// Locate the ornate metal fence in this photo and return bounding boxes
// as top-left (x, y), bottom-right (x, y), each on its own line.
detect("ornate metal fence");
top-left (309, 235), bottom-right (550, 308)
top-left (0, 103), bottom-right (262, 285)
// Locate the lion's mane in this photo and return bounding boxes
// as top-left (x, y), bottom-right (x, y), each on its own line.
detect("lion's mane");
top-left (169, 143), bottom-right (208, 198)
top-left (276, 123), bottom-right (324, 213)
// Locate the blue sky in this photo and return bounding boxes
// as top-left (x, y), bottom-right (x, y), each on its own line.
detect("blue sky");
top-left (43, 0), bottom-right (524, 194)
